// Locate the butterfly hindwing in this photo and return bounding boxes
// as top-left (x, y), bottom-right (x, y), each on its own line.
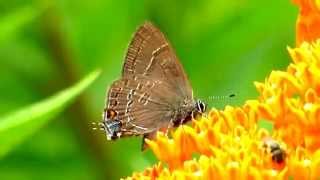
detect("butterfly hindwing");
top-left (106, 75), bottom-right (178, 136)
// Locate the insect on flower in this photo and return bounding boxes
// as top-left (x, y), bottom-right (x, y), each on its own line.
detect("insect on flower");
top-left (262, 137), bottom-right (286, 164)
top-left (101, 22), bottom-right (206, 150)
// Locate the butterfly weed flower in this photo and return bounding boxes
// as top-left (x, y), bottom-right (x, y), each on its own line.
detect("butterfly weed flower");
top-left (255, 41), bottom-right (320, 152)
top-left (294, 0), bottom-right (320, 45)
top-left (124, 0), bottom-right (320, 179)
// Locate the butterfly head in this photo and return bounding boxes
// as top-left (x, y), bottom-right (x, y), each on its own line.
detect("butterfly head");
top-left (195, 99), bottom-right (206, 114)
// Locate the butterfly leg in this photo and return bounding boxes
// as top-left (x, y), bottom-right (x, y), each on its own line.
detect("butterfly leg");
top-left (165, 117), bottom-right (175, 136)
top-left (178, 117), bottom-right (188, 151)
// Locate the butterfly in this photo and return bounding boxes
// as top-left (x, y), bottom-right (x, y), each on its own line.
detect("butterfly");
top-left (101, 22), bottom-right (206, 150)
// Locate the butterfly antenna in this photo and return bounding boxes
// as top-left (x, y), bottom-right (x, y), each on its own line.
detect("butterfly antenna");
top-left (208, 93), bottom-right (236, 101)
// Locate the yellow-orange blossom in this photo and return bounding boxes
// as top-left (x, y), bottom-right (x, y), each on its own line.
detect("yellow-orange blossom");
top-left (125, 1), bottom-right (320, 179)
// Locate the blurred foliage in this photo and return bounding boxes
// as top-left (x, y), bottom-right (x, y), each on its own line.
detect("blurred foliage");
top-left (0, 0), bottom-right (297, 179)
top-left (0, 70), bottom-right (100, 158)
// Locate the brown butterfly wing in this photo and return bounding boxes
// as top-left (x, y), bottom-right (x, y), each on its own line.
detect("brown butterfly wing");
top-left (106, 75), bottom-right (180, 136)
top-left (123, 22), bottom-right (192, 99)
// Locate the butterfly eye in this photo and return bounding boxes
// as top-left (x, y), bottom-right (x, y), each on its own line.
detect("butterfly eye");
top-left (200, 102), bottom-right (205, 112)
top-left (196, 100), bottom-right (206, 113)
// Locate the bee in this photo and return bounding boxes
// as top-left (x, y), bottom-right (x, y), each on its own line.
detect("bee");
top-left (262, 138), bottom-right (286, 164)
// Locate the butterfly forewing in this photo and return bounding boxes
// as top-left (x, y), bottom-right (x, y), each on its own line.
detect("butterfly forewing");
top-left (123, 22), bottom-right (192, 99)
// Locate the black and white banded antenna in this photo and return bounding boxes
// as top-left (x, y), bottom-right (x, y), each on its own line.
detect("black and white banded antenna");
top-left (207, 93), bottom-right (236, 101)
top-left (200, 93), bottom-right (236, 118)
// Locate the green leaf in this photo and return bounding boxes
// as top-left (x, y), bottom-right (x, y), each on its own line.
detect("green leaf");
top-left (0, 70), bottom-right (101, 158)
top-left (0, 5), bottom-right (46, 43)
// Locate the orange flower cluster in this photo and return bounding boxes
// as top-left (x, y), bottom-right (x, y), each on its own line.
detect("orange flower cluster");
top-left (294, 0), bottom-right (320, 45)
top-left (125, 1), bottom-right (320, 179)
top-left (255, 42), bottom-right (320, 152)
top-left (125, 43), bottom-right (320, 179)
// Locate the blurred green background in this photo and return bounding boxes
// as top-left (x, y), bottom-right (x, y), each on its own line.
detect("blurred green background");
top-left (0, 0), bottom-right (297, 179)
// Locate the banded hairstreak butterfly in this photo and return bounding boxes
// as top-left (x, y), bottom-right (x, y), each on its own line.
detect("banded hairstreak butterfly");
top-left (101, 22), bottom-right (206, 150)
